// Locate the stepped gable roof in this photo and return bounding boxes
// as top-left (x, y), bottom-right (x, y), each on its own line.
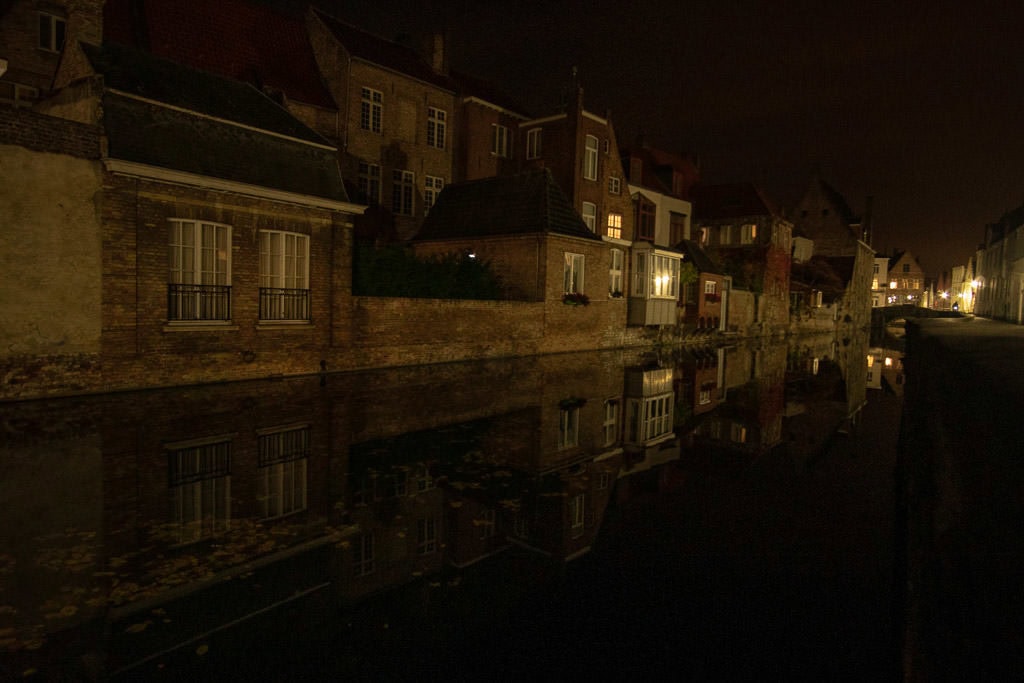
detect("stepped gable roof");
top-left (676, 239), bottom-right (722, 275)
top-left (691, 183), bottom-right (782, 220)
top-left (451, 69), bottom-right (531, 117)
top-left (313, 9), bottom-right (457, 92)
top-left (413, 169), bottom-right (600, 242)
top-left (85, 43), bottom-right (349, 203)
top-left (103, 0), bottom-right (336, 109)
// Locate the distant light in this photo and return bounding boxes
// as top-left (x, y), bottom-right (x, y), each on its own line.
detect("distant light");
top-left (867, 355), bottom-right (874, 368)
top-left (885, 357), bottom-right (893, 367)
top-left (889, 281), bottom-right (897, 289)
top-left (971, 279), bottom-right (979, 288)
top-left (940, 291), bottom-right (949, 299)
top-left (467, 251), bottom-right (477, 259)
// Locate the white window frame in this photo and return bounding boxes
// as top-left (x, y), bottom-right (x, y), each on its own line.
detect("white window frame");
top-left (354, 533), bottom-right (375, 576)
top-left (704, 280), bottom-right (717, 295)
top-left (606, 212), bottom-right (622, 239)
top-left (168, 219), bottom-right (232, 322)
top-left (38, 12), bottom-right (66, 52)
top-left (259, 230), bottom-right (310, 321)
top-left (558, 406), bottom-right (580, 450)
top-left (167, 438), bottom-right (232, 545)
top-left (720, 224), bottom-right (732, 245)
top-left (633, 252), bottom-right (647, 297)
top-left (424, 175), bottom-right (444, 215)
top-left (569, 493), bottom-right (585, 536)
top-left (563, 252), bottom-right (585, 295)
top-left (427, 107), bottom-right (446, 149)
top-left (649, 254), bottom-right (680, 299)
top-left (609, 248), bottom-right (623, 296)
top-left (608, 176), bottom-right (621, 195)
top-left (584, 135), bottom-right (599, 180)
top-left (360, 87), bottom-right (383, 133)
top-left (257, 425), bottom-right (310, 519)
top-left (741, 223), bottom-right (757, 244)
top-left (603, 399), bottom-right (620, 446)
top-left (629, 393), bottom-right (674, 442)
top-left (582, 201), bottom-right (597, 232)
top-left (392, 169), bottom-right (415, 216)
top-left (526, 128), bottom-right (542, 159)
top-left (492, 124), bottom-right (510, 157)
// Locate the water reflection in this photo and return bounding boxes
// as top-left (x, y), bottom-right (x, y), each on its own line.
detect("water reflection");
top-left (1, 333), bottom-right (871, 679)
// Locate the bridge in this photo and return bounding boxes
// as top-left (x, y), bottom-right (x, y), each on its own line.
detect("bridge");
top-left (871, 304), bottom-right (963, 328)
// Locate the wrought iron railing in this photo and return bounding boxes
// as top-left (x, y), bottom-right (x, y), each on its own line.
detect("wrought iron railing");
top-left (168, 284), bottom-right (232, 321)
top-left (259, 287), bottom-right (311, 321)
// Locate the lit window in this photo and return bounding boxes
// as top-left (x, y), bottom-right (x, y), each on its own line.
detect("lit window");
top-left (741, 223), bottom-right (757, 244)
top-left (890, 281), bottom-right (897, 289)
top-left (426, 107), bottom-right (446, 149)
top-left (168, 219), bottom-right (231, 321)
top-left (563, 252), bottom-right (585, 294)
top-left (424, 175), bottom-right (444, 215)
top-left (582, 202), bottom-right (597, 231)
top-left (607, 212), bottom-right (622, 239)
top-left (526, 128), bottom-right (541, 159)
top-left (259, 231), bottom-right (310, 321)
top-left (492, 124), bottom-right (510, 157)
top-left (584, 135), bottom-right (599, 180)
top-left (38, 12), bottom-right (66, 52)
top-left (360, 87), bottom-right (382, 133)
top-left (392, 169), bottom-right (415, 216)
top-left (358, 162), bottom-right (381, 204)
top-left (704, 280), bottom-right (716, 295)
top-left (649, 254), bottom-right (680, 299)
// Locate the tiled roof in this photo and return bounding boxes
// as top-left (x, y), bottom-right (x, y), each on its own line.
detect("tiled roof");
top-left (103, 0), bottom-right (336, 109)
top-left (313, 9), bottom-right (457, 92)
top-left (691, 183), bottom-right (782, 220)
top-left (676, 239), bottom-right (722, 275)
top-left (85, 44), bottom-right (348, 203)
top-left (413, 169), bottom-right (600, 242)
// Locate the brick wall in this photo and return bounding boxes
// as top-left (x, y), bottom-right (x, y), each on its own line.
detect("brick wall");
top-left (0, 107), bottom-right (100, 157)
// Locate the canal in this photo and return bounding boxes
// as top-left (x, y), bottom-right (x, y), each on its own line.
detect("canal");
top-left (1, 331), bottom-right (904, 680)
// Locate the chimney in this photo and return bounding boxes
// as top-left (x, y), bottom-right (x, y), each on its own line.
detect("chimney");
top-left (51, 0), bottom-right (106, 90)
top-left (423, 33), bottom-right (447, 74)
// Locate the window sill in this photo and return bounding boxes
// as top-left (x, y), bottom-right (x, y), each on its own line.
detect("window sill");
top-left (256, 320), bottom-right (314, 330)
top-left (163, 321), bottom-right (239, 332)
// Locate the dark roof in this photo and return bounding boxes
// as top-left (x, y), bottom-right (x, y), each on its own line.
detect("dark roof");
top-left (676, 239), bottom-right (722, 275)
top-left (810, 175), bottom-right (860, 225)
top-left (413, 169), bottom-right (600, 242)
top-left (103, 0), bottom-right (336, 109)
top-left (84, 42), bottom-right (327, 144)
top-left (85, 44), bottom-right (348, 203)
top-left (450, 70), bottom-right (531, 117)
top-left (691, 183), bottom-right (782, 220)
top-left (621, 143), bottom-right (700, 200)
top-left (313, 10), bottom-right (457, 92)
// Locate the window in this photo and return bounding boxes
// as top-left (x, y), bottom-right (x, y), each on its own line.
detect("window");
top-left (603, 399), bottom-right (620, 446)
top-left (873, 263), bottom-right (880, 274)
top-left (478, 509), bottom-right (496, 539)
top-left (741, 223), bottom-right (757, 244)
top-left (492, 124), bottom-right (510, 157)
top-left (670, 212), bottom-right (687, 245)
top-left (609, 248), bottom-right (623, 296)
top-left (259, 231), bottom-right (310, 321)
top-left (699, 226), bottom-right (709, 245)
top-left (358, 162), bottom-right (381, 204)
top-left (38, 12), bottom-right (66, 52)
top-left (872, 277), bottom-right (879, 290)
top-left (699, 385), bottom-right (712, 405)
top-left (168, 219), bottom-right (231, 321)
top-left (598, 472), bottom-right (610, 490)
top-left (526, 128), bottom-right (542, 159)
top-left (558, 406), bottom-right (579, 449)
top-left (392, 170), bottom-right (414, 216)
top-left (415, 464), bottom-right (435, 492)
top-left (720, 224), bottom-right (732, 245)
top-left (649, 254), bottom-right (680, 299)
top-left (637, 197), bottom-right (656, 241)
top-left (584, 135), bottom-right (599, 180)
top-left (602, 138), bottom-right (610, 154)
top-left (902, 263), bottom-right (911, 273)
top-left (582, 202), bottom-right (597, 232)
top-left (630, 394), bottom-right (674, 442)
top-left (424, 175), bottom-right (444, 215)
top-left (609, 176), bottom-right (621, 195)
top-left (607, 212), bottom-right (622, 240)
top-left (569, 493), bottom-right (585, 536)
top-left (417, 518), bottom-right (437, 554)
top-left (563, 252), bottom-right (585, 294)
top-left (360, 87), bottom-right (382, 133)
top-left (257, 425), bottom-right (309, 519)
top-left (427, 107), bottom-right (446, 149)
top-left (354, 533), bottom-right (374, 576)
top-left (0, 82), bottom-right (39, 108)
top-left (168, 438), bottom-right (232, 544)
top-left (633, 252), bottom-right (647, 297)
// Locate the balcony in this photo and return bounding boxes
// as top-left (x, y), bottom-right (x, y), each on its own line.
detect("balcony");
top-left (168, 284), bottom-right (232, 321)
top-left (259, 287), bottom-right (311, 321)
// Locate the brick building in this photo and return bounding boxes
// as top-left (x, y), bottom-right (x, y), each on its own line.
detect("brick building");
top-left (886, 249), bottom-right (927, 306)
top-left (792, 174), bottom-right (871, 258)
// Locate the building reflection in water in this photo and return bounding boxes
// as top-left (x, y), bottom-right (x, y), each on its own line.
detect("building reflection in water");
top-left (1, 334), bottom-right (868, 678)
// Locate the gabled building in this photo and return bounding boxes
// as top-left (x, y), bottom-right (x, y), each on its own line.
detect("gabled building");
top-left (692, 183), bottom-right (793, 331)
top-left (451, 69), bottom-right (530, 182)
top-left (0, 0), bottom-right (79, 107)
top-left (886, 250), bottom-right (926, 306)
top-left (792, 174), bottom-right (871, 257)
top-left (872, 254), bottom-right (890, 307)
top-left (308, 9), bottom-right (458, 242)
top-left (676, 239), bottom-right (727, 331)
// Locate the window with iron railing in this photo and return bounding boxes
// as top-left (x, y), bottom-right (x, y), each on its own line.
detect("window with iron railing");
top-left (259, 230), bottom-right (310, 321)
top-left (168, 219), bottom-right (231, 321)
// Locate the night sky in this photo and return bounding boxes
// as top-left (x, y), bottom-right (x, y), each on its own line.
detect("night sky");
top-left (322, 0), bottom-right (1024, 278)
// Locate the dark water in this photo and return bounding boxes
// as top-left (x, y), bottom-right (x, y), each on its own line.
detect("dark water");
top-left (1, 332), bottom-right (902, 681)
